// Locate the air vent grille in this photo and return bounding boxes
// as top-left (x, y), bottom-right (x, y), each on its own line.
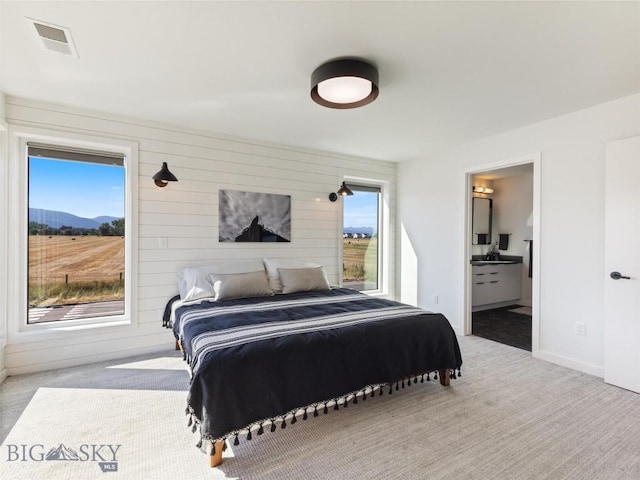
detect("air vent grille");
top-left (27, 18), bottom-right (79, 58)
top-left (33, 23), bottom-right (68, 43)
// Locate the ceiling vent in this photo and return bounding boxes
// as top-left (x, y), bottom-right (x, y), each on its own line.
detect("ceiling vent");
top-left (27, 18), bottom-right (79, 58)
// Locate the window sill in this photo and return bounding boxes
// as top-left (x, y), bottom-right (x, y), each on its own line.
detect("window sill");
top-left (9, 317), bottom-right (134, 344)
top-left (362, 290), bottom-right (390, 299)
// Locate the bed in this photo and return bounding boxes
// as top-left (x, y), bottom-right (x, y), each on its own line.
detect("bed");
top-left (163, 260), bottom-right (463, 467)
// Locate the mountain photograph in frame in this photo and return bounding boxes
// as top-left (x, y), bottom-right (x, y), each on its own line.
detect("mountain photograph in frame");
top-left (218, 190), bottom-right (291, 242)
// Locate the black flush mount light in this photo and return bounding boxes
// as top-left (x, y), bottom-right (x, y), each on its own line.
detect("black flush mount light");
top-left (311, 59), bottom-right (379, 109)
top-left (153, 162), bottom-right (178, 188)
top-left (329, 182), bottom-right (354, 202)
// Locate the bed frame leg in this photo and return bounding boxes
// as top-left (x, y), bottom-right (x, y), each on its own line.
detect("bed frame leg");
top-left (175, 340), bottom-right (180, 351)
top-left (209, 440), bottom-right (225, 468)
top-left (438, 369), bottom-right (450, 386)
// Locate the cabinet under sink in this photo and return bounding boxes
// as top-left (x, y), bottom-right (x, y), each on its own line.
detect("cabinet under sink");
top-left (471, 263), bottom-right (521, 308)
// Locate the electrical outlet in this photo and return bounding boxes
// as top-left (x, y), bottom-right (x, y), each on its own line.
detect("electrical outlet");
top-left (575, 322), bottom-right (586, 336)
top-left (433, 295), bottom-right (439, 305)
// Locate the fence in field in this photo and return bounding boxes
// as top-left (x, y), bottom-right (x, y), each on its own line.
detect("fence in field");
top-left (28, 272), bottom-right (124, 286)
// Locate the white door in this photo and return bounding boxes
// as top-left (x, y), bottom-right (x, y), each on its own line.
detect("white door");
top-left (604, 136), bottom-right (640, 393)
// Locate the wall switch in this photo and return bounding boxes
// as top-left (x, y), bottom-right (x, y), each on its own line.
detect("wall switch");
top-left (158, 237), bottom-right (168, 249)
top-left (574, 322), bottom-right (586, 336)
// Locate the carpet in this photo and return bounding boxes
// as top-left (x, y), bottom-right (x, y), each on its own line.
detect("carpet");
top-left (2, 337), bottom-right (640, 479)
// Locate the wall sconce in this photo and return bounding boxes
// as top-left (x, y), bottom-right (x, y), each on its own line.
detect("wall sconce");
top-left (329, 182), bottom-right (354, 202)
top-left (473, 186), bottom-right (494, 194)
top-left (153, 162), bottom-right (178, 187)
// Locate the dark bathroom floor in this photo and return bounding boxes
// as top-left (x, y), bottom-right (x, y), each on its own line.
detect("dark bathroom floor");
top-left (472, 305), bottom-right (532, 351)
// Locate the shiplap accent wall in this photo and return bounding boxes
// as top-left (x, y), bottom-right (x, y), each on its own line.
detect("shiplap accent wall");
top-left (3, 96), bottom-right (397, 375)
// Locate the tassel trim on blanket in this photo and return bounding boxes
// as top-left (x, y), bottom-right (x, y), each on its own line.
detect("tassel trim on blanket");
top-left (186, 369), bottom-right (461, 454)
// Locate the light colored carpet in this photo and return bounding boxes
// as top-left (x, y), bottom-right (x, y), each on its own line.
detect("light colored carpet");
top-left (1, 336), bottom-right (640, 480)
top-left (509, 306), bottom-right (532, 316)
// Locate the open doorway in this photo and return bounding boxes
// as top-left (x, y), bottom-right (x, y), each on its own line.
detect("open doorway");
top-left (464, 157), bottom-right (540, 353)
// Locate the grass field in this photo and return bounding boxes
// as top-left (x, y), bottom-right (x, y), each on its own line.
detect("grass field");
top-left (343, 237), bottom-right (378, 286)
top-left (29, 235), bottom-right (125, 306)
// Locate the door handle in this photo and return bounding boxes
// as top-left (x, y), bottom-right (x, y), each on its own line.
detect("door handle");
top-left (610, 271), bottom-right (631, 280)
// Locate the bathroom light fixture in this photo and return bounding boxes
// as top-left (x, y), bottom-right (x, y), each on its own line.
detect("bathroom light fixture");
top-left (311, 59), bottom-right (379, 109)
top-left (473, 186), bottom-right (494, 194)
top-left (329, 182), bottom-right (354, 202)
top-left (153, 162), bottom-right (178, 187)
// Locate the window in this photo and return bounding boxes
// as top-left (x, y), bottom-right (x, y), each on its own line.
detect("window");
top-left (342, 183), bottom-right (381, 292)
top-left (27, 144), bottom-right (126, 324)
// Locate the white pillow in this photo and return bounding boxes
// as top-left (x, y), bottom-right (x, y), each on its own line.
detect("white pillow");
top-left (263, 258), bottom-right (320, 293)
top-left (277, 266), bottom-right (331, 294)
top-left (177, 259), bottom-right (266, 302)
top-left (209, 271), bottom-right (273, 301)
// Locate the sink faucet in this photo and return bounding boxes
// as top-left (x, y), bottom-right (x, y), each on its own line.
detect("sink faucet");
top-left (486, 242), bottom-right (500, 260)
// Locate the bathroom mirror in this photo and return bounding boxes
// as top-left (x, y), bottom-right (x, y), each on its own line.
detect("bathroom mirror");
top-left (472, 197), bottom-right (492, 245)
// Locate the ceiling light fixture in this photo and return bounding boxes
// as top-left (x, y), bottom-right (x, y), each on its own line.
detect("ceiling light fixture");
top-left (311, 59), bottom-right (379, 109)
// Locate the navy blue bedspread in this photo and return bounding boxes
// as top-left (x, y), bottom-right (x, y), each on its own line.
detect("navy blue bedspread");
top-left (166, 288), bottom-right (462, 442)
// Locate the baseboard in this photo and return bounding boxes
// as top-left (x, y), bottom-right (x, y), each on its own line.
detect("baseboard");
top-left (6, 343), bottom-right (172, 377)
top-left (0, 367), bottom-right (7, 385)
top-left (534, 349), bottom-right (604, 378)
top-left (451, 323), bottom-right (463, 336)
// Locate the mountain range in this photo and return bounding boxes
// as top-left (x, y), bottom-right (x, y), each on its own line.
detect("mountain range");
top-left (29, 208), bottom-right (121, 229)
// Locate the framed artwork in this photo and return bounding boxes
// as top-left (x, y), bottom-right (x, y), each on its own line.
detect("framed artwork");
top-left (218, 189), bottom-right (291, 242)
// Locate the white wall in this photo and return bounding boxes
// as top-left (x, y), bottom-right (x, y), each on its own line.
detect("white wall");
top-left (2, 97), bottom-right (397, 375)
top-left (398, 93), bottom-right (640, 376)
top-left (493, 173), bottom-right (534, 305)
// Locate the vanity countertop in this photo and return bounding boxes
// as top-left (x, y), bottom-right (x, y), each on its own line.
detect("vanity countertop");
top-left (470, 255), bottom-right (523, 266)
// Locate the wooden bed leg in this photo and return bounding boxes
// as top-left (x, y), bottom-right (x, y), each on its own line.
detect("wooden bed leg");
top-left (175, 340), bottom-right (180, 351)
top-left (209, 440), bottom-right (225, 468)
top-left (438, 369), bottom-right (450, 386)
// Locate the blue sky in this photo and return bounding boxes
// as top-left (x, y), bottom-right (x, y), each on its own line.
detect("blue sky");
top-left (29, 157), bottom-right (125, 219)
top-left (28, 156), bottom-right (375, 226)
top-left (343, 192), bottom-right (378, 232)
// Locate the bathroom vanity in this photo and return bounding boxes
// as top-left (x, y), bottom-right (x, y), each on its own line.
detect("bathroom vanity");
top-left (470, 258), bottom-right (522, 309)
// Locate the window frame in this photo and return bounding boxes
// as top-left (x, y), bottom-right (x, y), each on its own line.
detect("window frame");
top-left (340, 177), bottom-right (389, 296)
top-left (7, 125), bottom-right (138, 341)
top-left (0, 120), bottom-right (8, 354)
